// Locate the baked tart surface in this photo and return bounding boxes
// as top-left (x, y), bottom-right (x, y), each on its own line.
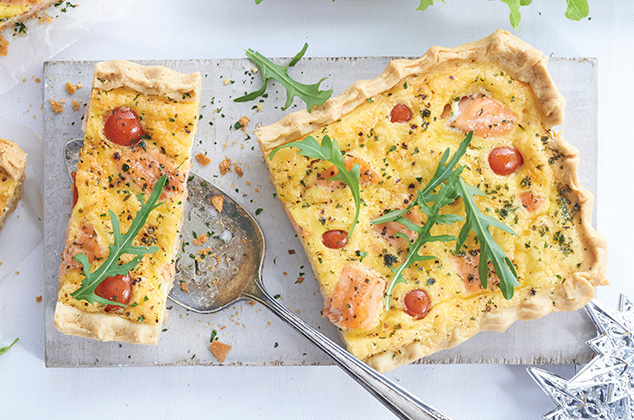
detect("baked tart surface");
top-left (54, 60), bottom-right (201, 344)
top-left (257, 31), bottom-right (607, 372)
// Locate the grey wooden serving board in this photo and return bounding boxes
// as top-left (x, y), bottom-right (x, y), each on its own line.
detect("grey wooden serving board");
top-left (43, 57), bottom-right (598, 367)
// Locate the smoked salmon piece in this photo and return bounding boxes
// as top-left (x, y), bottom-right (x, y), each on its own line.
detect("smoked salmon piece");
top-left (322, 263), bottom-right (386, 330)
top-left (316, 154), bottom-right (380, 190)
top-left (445, 95), bottom-right (517, 137)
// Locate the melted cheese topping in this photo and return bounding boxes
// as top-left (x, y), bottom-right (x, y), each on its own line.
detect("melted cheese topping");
top-left (268, 61), bottom-right (594, 360)
top-left (57, 86), bottom-right (199, 326)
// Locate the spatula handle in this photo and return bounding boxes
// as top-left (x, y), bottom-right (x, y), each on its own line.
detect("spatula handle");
top-left (245, 288), bottom-right (453, 420)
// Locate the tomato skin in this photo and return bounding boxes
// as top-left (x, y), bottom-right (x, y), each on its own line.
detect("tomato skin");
top-left (322, 230), bottom-right (348, 249)
top-left (390, 104), bottom-right (412, 123)
top-left (103, 107), bottom-right (145, 146)
top-left (403, 289), bottom-right (431, 320)
top-left (488, 147), bottom-right (524, 176)
top-left (95, 274), bottom-right (132, 312)
top-left (71, 171), bottom-right (78, 208)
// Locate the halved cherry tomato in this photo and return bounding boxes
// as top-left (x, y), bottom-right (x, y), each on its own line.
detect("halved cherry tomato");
top-left (390, 104), bottom-right (412, 123)
top-left (103, 107), bottom-right (145, 146)
top-left (403, 289), bottom-right (431, 320)
top-left (95, 274), bottom-right (132, 312)
top-left (488, 147), bottom-right (523, 176)
top-left (70, 171), bottom-right (78, 208)
top-left (322, 230), bottom-right (348, 249)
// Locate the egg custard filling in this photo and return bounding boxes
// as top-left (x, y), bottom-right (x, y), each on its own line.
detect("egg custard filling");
top-left (54, 60), bottom-right (201, 345)
top-left (257, 31), bottom-right (607, 372)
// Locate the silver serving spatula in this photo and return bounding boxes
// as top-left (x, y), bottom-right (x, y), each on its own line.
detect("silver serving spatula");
top-left (63, 139), bottom-right (453, 420)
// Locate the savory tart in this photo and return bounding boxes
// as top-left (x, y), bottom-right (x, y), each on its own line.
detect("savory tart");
top-left (0, 0), bottom-right (57, 56)
top-left (0, 138), bottom-right (26, 233)
top-left (257, 30), bottom-right (608, 372)
top-left (54, 60), bottom-right (201, 344)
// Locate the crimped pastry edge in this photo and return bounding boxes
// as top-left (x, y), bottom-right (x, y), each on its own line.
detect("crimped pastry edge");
top-left (256, 30), bottom-right (608, 372)
top-left (93, 60), bottom-right (201, 102)
top-left (53, 61), bottom-right (200, 345)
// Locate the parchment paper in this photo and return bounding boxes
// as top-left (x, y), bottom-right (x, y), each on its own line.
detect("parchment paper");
top-left (0, 0), bottom-right (129, 95)
top-left (0, 116), bottom-right (43, 280)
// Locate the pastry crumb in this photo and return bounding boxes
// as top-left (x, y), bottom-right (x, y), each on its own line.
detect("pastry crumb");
top-left (234, 164), bottom-right (244, 177)
top-left (223, 78), bottom-right (232, 86)
top-left (36, 296), bottom-right (42, 302)
top-left (195, 153), bottom-right (211, 166)
top-left (256, 103), bottom-right (263, 112)
top-left (72, 100), bottom-right (81, 111)
top-left (238, 116), bottom-right (250, 131)
top-left (211, 195), bottom-right (224, 213)
top-left (49, 98), bottom-right (63, 113)
top-left (209, 341), bottom-right (232, 362)
top-left (219, 157), bottom-right (232, 175)
top-left (180, 282), bottom-right (190, 294)
top-left (0, 35), bottom-right (8, 57)
top-left (193, 233), bottom-right (208, 246)
top-left (34, 77), bottom-right (41, 83)
top-left (296, 277), bottom-right (304, 284)
top-left (38, 12), bottom-right (53, 24)
top-left (65, 82), bottom-right (82, 95)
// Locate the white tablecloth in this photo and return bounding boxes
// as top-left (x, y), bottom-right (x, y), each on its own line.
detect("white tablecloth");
top-left (1, 1), bottom-right (633, 418)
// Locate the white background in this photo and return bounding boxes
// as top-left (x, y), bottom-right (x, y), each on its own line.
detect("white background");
top-left (1, 1), bottom-right (634, 419)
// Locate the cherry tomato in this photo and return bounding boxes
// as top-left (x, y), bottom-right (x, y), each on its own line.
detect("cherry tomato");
top-left (390, 104), bottom-right (412, 123)
top-left (70, 171), bottom-right (78, 208)
top-left (103, 107), bottom-right (145, 146)
top-left (488, 147), bottom-right (524, 176)
top-left (403, 289), bottom-right (431, 320)
top-left (322, 230), bottom-right (348, 249)
top-left (95, 274), bottom-right (132, 312)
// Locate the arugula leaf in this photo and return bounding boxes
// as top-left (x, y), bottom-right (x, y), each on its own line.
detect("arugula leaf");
top-left (270, 135), bottom-right (361, 237)
top-left (455, 178), bottom-right (520, 299)
top-left (496, 0), bottom-right (522, 29)
top-left (373, 132), bottom-right (520, 308)
top-left (417, 0), bottom-right (443, 11)
top-left (565, 0), bottom-right (589, 20)
top-left (234, 43), bottom-right (333, 112)
top-left (382, 169), bottom-right (464, 310)
top-left (71, 175), bottom-right (167, 307)
top-left (371, 132), bottom-right (472, 226)
top-left (0, 338), bottom-right (18, 357)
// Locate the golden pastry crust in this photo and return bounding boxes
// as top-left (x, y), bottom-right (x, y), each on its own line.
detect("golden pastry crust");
top-left (54, 61), bottom-right (201, 345)
top-left (257, 30), bottom-right (607, 372)
top-left (53, 302), bottom-right (161, 345)
top-left (0, 138), bottom-right (26, 233)
top-left (94, 60), bottom-right (200, 102)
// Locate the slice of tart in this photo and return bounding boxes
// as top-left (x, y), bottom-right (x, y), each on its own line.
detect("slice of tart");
top-left (257, 30), bottom-right (607, 372)
top-left (54, 60), bottom-right (201, 345)
top-left (0, 138), bottom-right (26, 233)
top-left (0, 0), bottom-right (58, 56)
